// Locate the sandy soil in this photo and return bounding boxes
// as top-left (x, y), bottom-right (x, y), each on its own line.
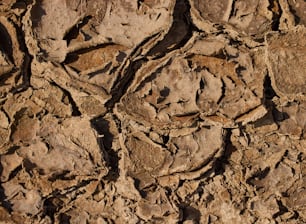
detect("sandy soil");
top-left (0, 0), bottom-right (305, 223)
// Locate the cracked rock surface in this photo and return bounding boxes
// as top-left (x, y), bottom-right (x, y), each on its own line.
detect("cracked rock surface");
top-left (0, 0), bottom-right (305, 223)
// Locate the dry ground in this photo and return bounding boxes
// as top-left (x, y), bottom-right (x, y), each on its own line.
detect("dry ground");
top-left (0, 0), bottom-right (305, 223)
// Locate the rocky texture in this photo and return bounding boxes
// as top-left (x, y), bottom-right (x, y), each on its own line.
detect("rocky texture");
top-left (0, 0), bottom-right (306, 223)
top-left (266, 26), bottom-right (306, 101)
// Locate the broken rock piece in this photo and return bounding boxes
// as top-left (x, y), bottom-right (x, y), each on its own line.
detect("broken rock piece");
top-left (288, 0), bottom-right (306, 26)
top-left (25, 0), bottom-right (174, 62)
top-left (190, 0), bottom-right (273, 36)
top-left (120, 122), bottom-right (225, 188)
top-left (117, 35), bottom-right (266, 129)
top-left (266, 27), bottom-right (306, 101)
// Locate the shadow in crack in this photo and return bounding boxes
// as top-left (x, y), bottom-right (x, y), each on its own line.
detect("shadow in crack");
top-left (179, 204), bottom-right (201, 224)
top-left (264, 75), bottom-right (277, 100)
top-left (30, 0), bottom-right (46, 28)
top-left (64, 15), bottom-right (92, 44)
top-left (0, 23), bottom-right (13, 63)
top-left (59, 213), bottom-right (71, 224)
top-left (268, 0), bottom-right (282, 31)
top-left (263, 74), bottom-right (290, 124)
top-left (42, 196), bottom-right (64, 223)
top-left (246, 167), bottom-right (270, 186)
top-left (91, 116), bottom-right (119, 181)
top-left (0, 163), bottom-right (13, 213)
top-left (214, 130), bottom-right (237, 176)
top-left (146, 0), bottom-right (195, 59)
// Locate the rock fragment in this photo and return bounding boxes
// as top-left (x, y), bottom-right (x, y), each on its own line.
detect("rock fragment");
top-left (266, 27), bottom-right (306, 101)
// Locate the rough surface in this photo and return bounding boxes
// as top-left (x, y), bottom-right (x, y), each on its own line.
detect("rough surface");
top-left (0, 0), bottom-right (305, 223)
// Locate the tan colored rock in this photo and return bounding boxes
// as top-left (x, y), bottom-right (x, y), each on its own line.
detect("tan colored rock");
top-left (266, 27), bottom-right (306, 101)
top-left (274, 101), bottom-right (306, 139)
top-left (190, 0), bottom-right (273, 36)
top-left (0, 153), bottom-right (22, 182)
top-left (288, 0), bottom-right (306, 26)
top-left (1, 0), bottom-right (306, 223)
top-left (117, 36), bottom-right (266, 130)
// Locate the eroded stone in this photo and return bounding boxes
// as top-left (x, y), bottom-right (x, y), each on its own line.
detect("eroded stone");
top-left (1, 0), bottom-right (306, 223)
top-left (266, 27), bottom-right (306, 100)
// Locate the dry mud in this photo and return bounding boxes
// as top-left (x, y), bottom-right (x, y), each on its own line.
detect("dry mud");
top-left (0, 0), bottom-right (305, 223)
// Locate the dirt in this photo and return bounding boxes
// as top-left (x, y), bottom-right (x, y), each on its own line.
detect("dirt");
top-left (0, 0), bottom-right (305, 223)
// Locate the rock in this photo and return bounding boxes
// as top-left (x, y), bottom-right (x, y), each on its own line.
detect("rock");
top-left (0, 0), bottom-right (306, 223)
top-left (266, 27), bottom-right (306, 101)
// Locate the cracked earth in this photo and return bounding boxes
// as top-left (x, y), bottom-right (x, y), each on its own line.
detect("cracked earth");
top-left (0, 0), bottom-right (305, 223)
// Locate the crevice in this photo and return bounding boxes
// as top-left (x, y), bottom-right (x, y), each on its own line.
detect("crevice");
top-left (0, 163), bottom-right (13, 212)
top-left (268, 0), bottom-right (282, 31)
top-left (272, 200), bottom-right (289, 218)
top-left (9, 108), bottom-right (27, 141)
top-left (48, 170), bottom-right (72, 182)
top-left (162, 135), bottom-right (169, 144)
top-left (0, 23), bottom-right (13, 63)
top-left (64, 15), bottom-right (92, 45)
top-left (12, 0), bottom-right (34, 9)
top-left (106, 0), bottom-right (197, 110)
top-left (11, 53), bottom-right (32, 93)
top-left (228, 0), bottom-right (237, 19)
top-left (10, 21), bottom-right (33, 94)
top-left (59, 179), bottom-right (95, 196)
top-left (7, 165), bottom-right (22, 182)
top-left (30, 0), bottom-right (46, 29)
top-left (42, 196), bottom-right (63, 223)
top-left (90, 116), bottom-right (119, 181)
top-left (134, 58), bottom-right (172, 93)
top-left (264, 74), bottom-right (277, 100)
top-left (217, 78), bottom-right (226, 105)
top-left (137, 0), bottom-right (144, 9)
top-left (88, 62), bottom-right (112, 79)
top-left (105, 33), bottom-right (161, 109)
top-left (106, 58), bottom-right (147, 109)
top-left (59, 213), bottom-right (71, 224)
top-left (5, 146), bottom-right (20, 155)
top-left (246, 167), bottom-right (270, 186)
top-left (178, 203), bottom-right (201, 223)
top-left (214, 129), bottom-right (236, 175)
top-left (146, 0), bottom-right (195, 59)
top-left (174, 111), bottom-right (198, 118)
top-left (107, 0), bottom-right (197, 110)
top-left (0, 68), bottom-right (18, 86)
top-left (288, 4), bottom-right (301, 25)
top-left (49, 81), bottom-right (81, 116)
top-left (65, 42), bottom-right (114, 60)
